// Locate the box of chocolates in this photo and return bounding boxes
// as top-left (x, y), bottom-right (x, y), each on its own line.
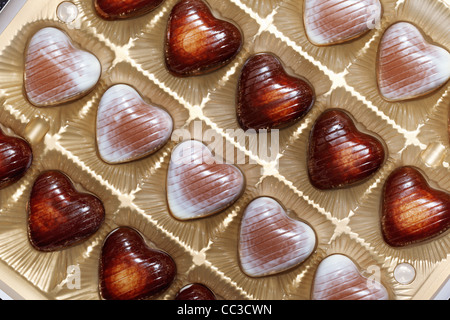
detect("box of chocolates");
top-left (0, 0), bottom-right (449, 300)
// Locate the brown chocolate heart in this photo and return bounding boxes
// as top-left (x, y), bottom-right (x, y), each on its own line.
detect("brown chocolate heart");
top-left (99, 227), bottom-right (177, 300)
top-left (24, 27), bottom-right (101, 107)
top-left (0, 128), bottom-right (33, 190)
top-left (165, 0), bottom-right (243, 77)
top-left (175, 283), bottom-right (216, 300)
top-left (308, 109), bottom-right (385, 190)
top-left (381, 166), bottom-right (450, 247)
top-left (94, 0), bottom-right (164, 20)
top-left (236, 53), bottom-right (315, 131)
top-left (28, 170), bottom-right (105, 252)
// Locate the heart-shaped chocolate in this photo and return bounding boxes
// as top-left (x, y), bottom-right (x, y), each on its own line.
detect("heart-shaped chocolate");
top-left (304, 0), bottom-right (382, 46)
top-left (381, 166), bottom-right (450, 247)
top-left (24, 27), bottom-right (101, 107)
top-left (96, 84), bottom-right (173, 164)
top-left (239, 197), bottom-right (316, 277)
top-left (377, 22), bottom-right (450, 101)
top-left (236, 53), bottom-right (315, 131)
top-left (28, 170), bottom-right (105, 252)
top-left (175, 283), bottom-right (216, 300)
top-left (99, 227), bottom-right (177, 300)
top-left (0, 128), bottom-right (33, 190)
top-left (312, 254), bottom-right (389, 300)
top-left (166, 140), bottom-right (245, 220)
top-left (448, 106), bottom-right (450, 145)
top-left (308, 109), bottom-right (385, 190)
top-left (94, 0), bottom-right (164, 20)
top-left (165, 0), bottom-right (243, 77)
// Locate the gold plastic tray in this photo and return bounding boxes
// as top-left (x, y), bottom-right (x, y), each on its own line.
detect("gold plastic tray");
top-left (0, 0), bottom-right (449, 300)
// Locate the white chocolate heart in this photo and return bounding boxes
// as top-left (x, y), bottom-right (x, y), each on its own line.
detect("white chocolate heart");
top-left (312, 254), bottom-right (389, 300)
top-left (166, 140), bottom-right (245, 220)
top-left (304, 0), bottom-right (382, 46)
top-left (96, 84), bottom-right (173, 164)
top-left (377, 22), bottom-right (450, 101)
top-left (24, 27), bottom-right (101, 107)
top-left (239, 197), bottom-right (316, 277)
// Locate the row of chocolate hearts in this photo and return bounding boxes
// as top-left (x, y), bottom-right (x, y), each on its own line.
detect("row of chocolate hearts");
top-left (14, 166), bottom-right (391, 300)
top-left (2, 110), bottom-right (449, 249)
top-left (23, 23), bottom-right (449, 169)
top-left (101, 226), bottom-right (390, 300)
top-left (103, 0), bottom-right (449, 100)
top-left (21, 169), bottom-right (212, 300)
top-left (24, 0), bottom-right (450, 113)
top-left (0, 134), bottom-right (448, 298)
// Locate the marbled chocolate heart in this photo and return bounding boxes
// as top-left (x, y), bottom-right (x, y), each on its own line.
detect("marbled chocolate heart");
top-left (0, 128), bottom-right (33, 190)
top-left (239, 197), bottom-right (316, 277)
top-left (304, 0), bottom-right (382, 46)
top-left (166, 140), bottom-right (245, 220)
top-left (28, 170), bottom-right (105, 252)
top-left (312, 254), bottom-right (389, 300)
top-left (175, 283), bottom-right (216, 300)
top-left (236, 53), bottom-right (315, 131)
top-left (96, 84), bottom-right (173, 164)
top-left (99, 227), bottom-right (177, 300)
top-left (24, 27), bottom-right (101, 107)
top-left (377, 22), bottom-right (450, 101)
top-left (94, 0), bottom-right (164, 20)
top-left (308, 109), bottom-right (385, 190)
top-left (165, 0), bottom-right (243, 77)
top-left (381, 166), bottom-right (450, 247)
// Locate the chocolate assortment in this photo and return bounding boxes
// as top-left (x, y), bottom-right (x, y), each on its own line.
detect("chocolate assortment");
top-left (0, 0), bottom-right (449, 300)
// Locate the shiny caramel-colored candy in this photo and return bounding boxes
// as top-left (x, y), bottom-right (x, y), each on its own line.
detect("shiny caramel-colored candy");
top-left (28, 171), bottom-right (105, 252)
top-left (99, 227), bottom-right (177, 300)
top-left (236, 53), bottom-right (315, 131)
top-left (165, 0), bottom-right (243, 77)
top-left (307, 109), bottom-right (386, 190)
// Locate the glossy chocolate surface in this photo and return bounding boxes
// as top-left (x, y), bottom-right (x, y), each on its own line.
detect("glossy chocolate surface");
top-left (175, 283), bottom-right (216, 300)
top-left (96, 84), bottom-right (173, 164)
top-left (236, 53), bottom-right (315, 131)
top-left (312, 254), bottom-right (389, 300)
top-left (94, 0), bottom-right (164, 20)
top-left (165, 0), bottom-right (242, 77)
top-left (377, 22), bottom-right (450, 101)
top-left (28, 170), bottom-right (105, 251)
top-left (0, 128), bottom-right (33, 190)
top-left (24, 27), bottom-right (101, 107)
top-left (381, 166), bottom-right (450, 247)
top-left (167, 140), bottom-right (245, 220)
top-left (239, 197), bottom-right (316, 277)
top-left (99, 227), bottom-right (177, 300)
top-left (308, 109), bottom-right (385, 190)
top-left (304, 0), bottom-right (382, 46)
